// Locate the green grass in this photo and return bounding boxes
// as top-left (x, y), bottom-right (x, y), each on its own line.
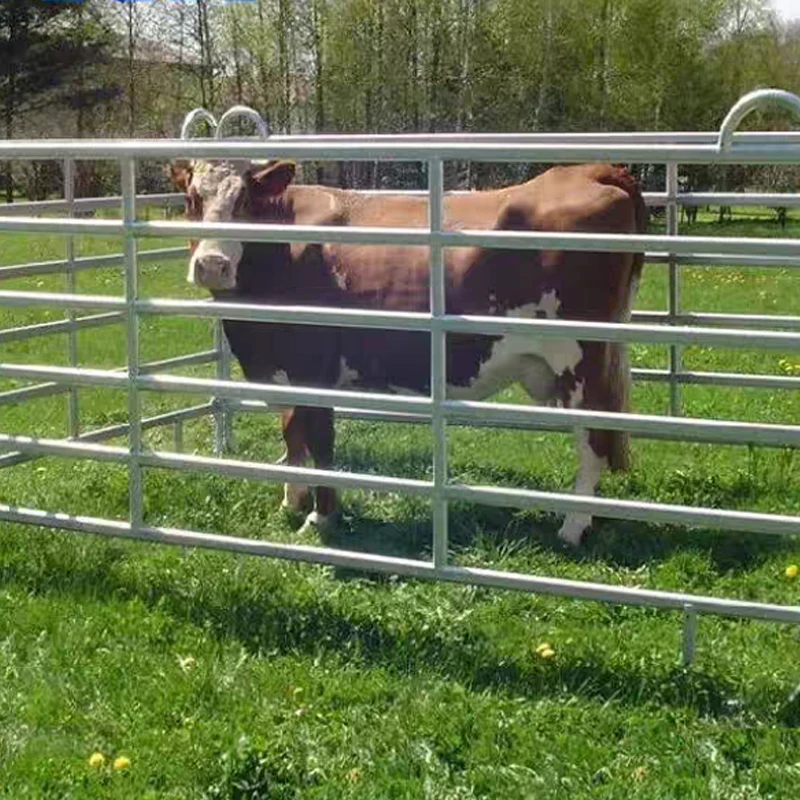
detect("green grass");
top-left (2, 206), bottom-right (800, 798)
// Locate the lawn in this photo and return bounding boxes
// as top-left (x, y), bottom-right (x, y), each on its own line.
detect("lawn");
top-left (1, 203), bottom-right (800, 798)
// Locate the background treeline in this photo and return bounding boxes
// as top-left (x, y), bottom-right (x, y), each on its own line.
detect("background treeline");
top-left (3, 0), bottom-right (800, 198)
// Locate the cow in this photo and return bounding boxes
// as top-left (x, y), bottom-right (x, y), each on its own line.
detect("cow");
top-left (169, 159), bottom-right (647, 547)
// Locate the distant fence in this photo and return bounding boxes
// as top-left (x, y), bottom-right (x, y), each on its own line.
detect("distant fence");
top-left (2, 88), bottom-right (800, 660)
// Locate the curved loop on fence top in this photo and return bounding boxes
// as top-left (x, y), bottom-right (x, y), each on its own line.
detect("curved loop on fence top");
top-left (180, 108), bottom-right (218, 140)
top-left (216, 106), bottom-right (270, 140)
top-left (718, 88), bottom-right (800, 150)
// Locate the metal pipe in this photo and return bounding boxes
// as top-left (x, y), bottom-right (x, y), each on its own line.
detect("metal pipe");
top-left (429, 158), bottom-right (449, 569)
top-left (0, 193), bottom-right (183, 217)
top-left (0, 247), bottom-right (188, 282)
top-left (445, 484), bottom-right (800, 538)
top-left (5, 138), bottom-right (800, 164)
top-left (63, 157), bottom-right (80, 439)
top-left (2, 502), bottom-right (799, 624)
top-left (666, 162), bottom-right (682, 416)
top-left (121, 158), bottom-right (143, 529)
top-left (0, 312), bottom-right (123, 345)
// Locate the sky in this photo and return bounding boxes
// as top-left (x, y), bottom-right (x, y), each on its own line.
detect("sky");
top-left (772, 0), bottom-right (800, 21)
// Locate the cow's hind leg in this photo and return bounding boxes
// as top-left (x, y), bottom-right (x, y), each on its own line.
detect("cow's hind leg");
top-left (280, 407), bottom-right (312, 516)
top-left (298, 406), bottom-right (338, 535)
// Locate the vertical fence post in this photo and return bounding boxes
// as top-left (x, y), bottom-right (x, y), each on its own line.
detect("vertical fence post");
top-left (681, 602), bottom-right (698, 667)
top-left (64, 158), bottom-right (79, 439)
top-left (121, 158), bottom-right (143, 529)
top-left (428, 157), bottom-right (448, 570)
top-left (666, 162), bottom-right (682, 416)
top-left (213, 320), bottom-right (233, 455)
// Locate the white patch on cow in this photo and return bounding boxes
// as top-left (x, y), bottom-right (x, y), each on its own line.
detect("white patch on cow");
top-left (620, 271), bottom-right (639, 323)
top-left (282, 482), bottom-right (309, 511)
top-left (270, 369), bottom-right (290, 386)
top-left (298, 509), bottom-right (335, 535)
top-left (187, 159), bottom-right (251, 288)
top-left (446, 290), bottom-right (583, 402)
top-left (568, 379), bottom-right (584, 409)
top-left (334, 357), bottom-right (360, 389)
top-left (558, 429), bottom-right (608, 546)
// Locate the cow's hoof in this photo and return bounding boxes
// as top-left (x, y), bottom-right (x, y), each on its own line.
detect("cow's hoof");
top-left (298, 510), bottom-right (337, 537)
top-left (558, 513), bottom-right (592, 547)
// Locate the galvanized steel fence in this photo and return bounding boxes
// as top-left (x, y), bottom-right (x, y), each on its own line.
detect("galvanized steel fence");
top-left (2, 89), bottom-right (800, 653)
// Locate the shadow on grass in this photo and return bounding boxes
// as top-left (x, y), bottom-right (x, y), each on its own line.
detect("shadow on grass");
top-left (333, 434), bottom-right (798, 573)
top-left (0, 524), bottom-right (759, 721)
top-left (320, 496), bottom-right (796, 578)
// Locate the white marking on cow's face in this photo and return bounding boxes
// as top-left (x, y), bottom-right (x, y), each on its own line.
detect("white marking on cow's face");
top-left (187, 159), bottom-right (250, 290)
top-left (559, 429), bottom-right (608, 546)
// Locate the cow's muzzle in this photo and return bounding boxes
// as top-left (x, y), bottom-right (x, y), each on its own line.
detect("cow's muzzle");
top-left (193, 253), bottom-right (236, 290)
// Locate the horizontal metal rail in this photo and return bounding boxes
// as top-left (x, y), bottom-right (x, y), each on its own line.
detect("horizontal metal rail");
top-left (2, 292), bottom-right (800, 350)
top-left (633, 311), bottom-right (800, 331)
top-left (1, 436), bottom-right (798, 539)
top-left (0, 193), bottom-right (182, 217)
top-left (4, 189), bottom-right (799, 225)
top-left (6, 216), bottom-right (800, 263)
top-left (1, 364), bottom-right (797, 449)
top-left (0, 381), bottom-right (65, 406)
top-left (1, 502), bottom-right (798, 623)
top-left (0, 312), bottom-right (123, 344)
top-left (633, 368), bottom-right (800, 391)
top-left (5, 137), bottom-right (800, 164)
top-left (0, 246), bottom-right (188, 282)
top-left (0, 403), bottom-right (214, 469)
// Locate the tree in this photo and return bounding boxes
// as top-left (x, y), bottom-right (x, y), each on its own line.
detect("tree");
top-left (0, 0), bottom-right (117, 201)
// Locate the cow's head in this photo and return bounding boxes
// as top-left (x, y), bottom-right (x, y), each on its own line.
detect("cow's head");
top-left (169, 158), bottom-right (296, 291)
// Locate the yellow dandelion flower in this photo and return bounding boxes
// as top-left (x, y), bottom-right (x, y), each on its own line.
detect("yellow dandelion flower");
top-left (786, 564), bottom-right (799, 579)
top-left (88, 752), bottom-right (105, 769)
top-left (540, 647), bottom-right (556, 659)
top-left (178, 655), bottom-right (197, 672)
top-left (535, 642), bottom-right (552, 655)
top-left (113, 755), bottom-right (131, 771)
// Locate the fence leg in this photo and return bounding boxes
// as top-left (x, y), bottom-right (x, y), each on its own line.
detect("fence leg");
top-left (174, 421), bottom-right (184, 453)
top-left (681, 602), bottom-right (697, 667)
top-left (213, 320), bottom-right (233, 455)
top-left (121, 158), bottom-right (143, 530)
top-left (428, 157), bottom-right (448, 570)
top-left (666, 162), bottom-right (682, 416)
top-left (64, 157), bottom-right (80, 439)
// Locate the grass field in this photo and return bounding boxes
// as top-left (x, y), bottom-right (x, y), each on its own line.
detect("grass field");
top-left (2, 204), bottom-right (800, 798)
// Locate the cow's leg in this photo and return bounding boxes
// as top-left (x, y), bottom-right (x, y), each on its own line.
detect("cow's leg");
top-left (299, 406), bottom-right (338, 534)
top-left (556, 342), bottom-right (631, 546)
top-left (280, 407), bottom-right (312, 515)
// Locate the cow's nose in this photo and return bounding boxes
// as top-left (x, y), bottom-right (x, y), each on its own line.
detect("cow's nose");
top-left (195, 254), bottom-right (232, 287)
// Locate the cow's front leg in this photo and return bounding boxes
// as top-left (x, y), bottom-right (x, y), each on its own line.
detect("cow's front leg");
top-left (556, 342), bottom-right (628, 546)
top-left (280, 407), bottom-right (312, 516)
top-left (558, 428), bottom-right (607, 546)
top-left (297, 406), bottom-right (337, 535)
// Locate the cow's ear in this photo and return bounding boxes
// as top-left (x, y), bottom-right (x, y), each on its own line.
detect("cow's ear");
top-left (168, 160), bottom-right (193, 192)
top-left (249, 160), bottom-right (296, 197)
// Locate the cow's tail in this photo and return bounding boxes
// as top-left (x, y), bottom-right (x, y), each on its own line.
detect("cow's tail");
top-left (600, 165), bottom-right (647, 472)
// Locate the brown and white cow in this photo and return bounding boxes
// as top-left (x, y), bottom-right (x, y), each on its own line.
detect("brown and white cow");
top-left (169, 159), bottom-right (646, 546)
